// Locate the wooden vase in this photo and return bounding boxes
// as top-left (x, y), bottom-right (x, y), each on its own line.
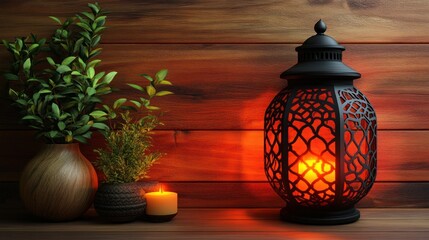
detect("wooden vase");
top-left (20, 143), bottom-right (98, 221)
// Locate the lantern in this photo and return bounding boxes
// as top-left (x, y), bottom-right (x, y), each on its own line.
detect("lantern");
top-left (264, 20), bottom-right (376, 224)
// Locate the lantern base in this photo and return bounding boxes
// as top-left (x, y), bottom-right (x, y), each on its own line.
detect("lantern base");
top-left (280, 207), bottom-right (360, 225)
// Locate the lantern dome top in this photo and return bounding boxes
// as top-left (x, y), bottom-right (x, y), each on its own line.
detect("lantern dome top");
top-left (300, 19), bottom-right (342, 50)
top-left (281, 19), bottom-right (361, 80)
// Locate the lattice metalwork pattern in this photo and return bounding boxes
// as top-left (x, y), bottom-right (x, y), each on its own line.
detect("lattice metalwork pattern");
top-left (264, 88), bottom-right (290, 202)
top-left (264, 86), bottom-right (377, 210)
top-left (287, 88), bottom-right (337, 207)
top-left (338, 87), bottom-right (377, 206)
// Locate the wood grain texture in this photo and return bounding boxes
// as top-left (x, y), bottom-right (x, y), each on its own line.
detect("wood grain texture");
top-left (1, 208), bottom-right (429, 240)
top-left (1, 130), bottom-right (429, 182)
top-left (3, 232), bottom-right (429, 240)
top-left (1, 181), bottom-right (429, 208)
top-left (0, 0), bottom-right (428, 211)
top-left (1, 44), bottom-right (429, 130)
top-left (166, 182), bottom-right (429, 208)
top-left (0, 0), bottom-right (429, 43)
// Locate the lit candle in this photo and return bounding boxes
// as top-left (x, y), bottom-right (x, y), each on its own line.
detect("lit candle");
top-left (296, 158), bottom-right (335, 193)
top-left (144, 186), bottom-right (178, 222)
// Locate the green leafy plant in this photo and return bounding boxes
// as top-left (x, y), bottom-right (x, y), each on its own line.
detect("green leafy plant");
top-left (2, 3), bottom-right (115, 143)
top-left (94, 69), bottom-right (173, 184)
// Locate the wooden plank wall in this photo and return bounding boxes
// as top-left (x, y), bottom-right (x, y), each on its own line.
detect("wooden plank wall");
top-left (1, 0), bottom-right (429, 208)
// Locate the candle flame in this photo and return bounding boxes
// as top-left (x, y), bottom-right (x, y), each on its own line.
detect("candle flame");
top-left (295, 157), bottom-right (336, 200)
top-left (159, 184), bottom-right (164, 193)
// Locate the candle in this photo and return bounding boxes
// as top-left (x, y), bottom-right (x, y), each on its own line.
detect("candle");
top-left (144, 186), bottom-right (178, 222)
top-left (296, 158), bottom-right (335, 196)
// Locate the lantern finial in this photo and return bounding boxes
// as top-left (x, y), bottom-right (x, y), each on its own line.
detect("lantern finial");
top-left (314, 19), bottom-right (326, 34)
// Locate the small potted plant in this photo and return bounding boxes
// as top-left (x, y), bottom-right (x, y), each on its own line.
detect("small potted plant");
top-left (93, 69), bottom-right (173, 222)
top-left (2, 3), bottom-right (116, 221)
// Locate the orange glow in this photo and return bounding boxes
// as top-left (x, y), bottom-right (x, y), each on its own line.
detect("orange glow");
top-left (295, 157), bottom-right (335, 199)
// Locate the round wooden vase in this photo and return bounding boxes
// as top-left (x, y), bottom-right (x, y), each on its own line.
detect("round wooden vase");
top-left (20, 143), bottom-right (98, 221)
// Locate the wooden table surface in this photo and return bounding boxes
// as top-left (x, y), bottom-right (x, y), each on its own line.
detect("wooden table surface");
top-left (0, 207), bottom-right (428, 240)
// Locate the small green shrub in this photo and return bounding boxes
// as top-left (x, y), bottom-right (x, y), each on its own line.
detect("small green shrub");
top-left (94, 70), bottom-right (173, 183)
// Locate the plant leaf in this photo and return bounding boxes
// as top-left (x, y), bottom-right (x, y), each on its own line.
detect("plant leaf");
top-left (73, 135), bottom-right (88, 143)
top-left (103, 71), bottom-right (117, 84)
top-left (92, 122), bottom-right (109, 131)
top-left (16, 38), bottom-right (23, 51)
top-left (49, 16), bottom-right (62, 25)
top-left (90, 110), bottom-right (107, 118)
top-left (140, 73), bottom-right (153, 82)
top-left (2, 40), bottom-right (9, 48)
top-left (65, 135), bottom-right (73, 143)
top-left (80, 31), bottom-right (91, 41)
top-left (113, 98), bottom-right (127, 109)
top-left (120, 105), bottom-right (137, 111)
top-left (57, 65), bottom-right (72, 74)
top-left (61, 56), bottom-right (76, 66)
top-left (88, 59), bottom-right (101, 68)
top-left (28, 43), bottom-right (39, 52)
top-left (73, 37), bottom-right (84, 53)
top-left (86, 87), bottom-right (96, 96)
top-left (92, 35), bottom-right (101, 47)
top-left (22, 115), bottom-right (42, 123)
top-left (146, 85), bottom-right (156, 97)
top-left (127, 83), bottom-right (144, 92)
top-left (87, 67), bottom-right (95, 78)
top-left (46, 57), bottom-right (56, 66)
top-left (39, 89), bottom-right (52, 94)
top-left (76, 22), bottom-right (92, 32)
top-left (73, 124), bottom-right (91, 135)
top-left (95, 16), bottom-right (106, 24)
top-left (146, 105), bottom-right (160, 110)
top-left (94, 72), bottom-right (105, 82)
top-left (159, 80), bottom-right (173, 85)
top-left (155, 91), bottom-right (173, 97)
top-left (130, 100), bottom-right (142, 108)
top-left (93, 71), bottom-right (105, 87)
top-left (155, 69), bottom-right (168, 81)
top-left (48, 130), bottom-right (59, 138)
top-left (23, 58), bottom-right (31, 73)
top-left (94, 26), bottom-right (106, 34)
top-left (80, 11), bottom-right (94, 21)
top-left (58, 121), bottom-right (66, 130)
top-left (4, 73), bottom-right (18, 81)
top-left (88, 3), bottom-right (100, 14)
top-left (8, 89), bottom-right (18, 98)
top-left (63, 75), bottom-right (72, 83)
top-left (52, 103), bottom-right (60, 117)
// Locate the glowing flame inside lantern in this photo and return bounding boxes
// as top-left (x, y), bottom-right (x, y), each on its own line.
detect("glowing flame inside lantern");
top-left (293, 157), bottom-right (336, 201)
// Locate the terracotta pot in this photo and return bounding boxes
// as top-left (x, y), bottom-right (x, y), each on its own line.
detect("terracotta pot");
top-left (94, 181), bottom-right (158, 222)
top-left (20, 143), bottom-right (98, 221)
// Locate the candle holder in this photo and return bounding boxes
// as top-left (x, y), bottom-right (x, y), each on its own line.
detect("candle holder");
top-left (264, 20), bottom-right (377, 225)
top-left (142, 213), bottom-right (178, 223)
top-left (142, 187), bottom-right (178, 223)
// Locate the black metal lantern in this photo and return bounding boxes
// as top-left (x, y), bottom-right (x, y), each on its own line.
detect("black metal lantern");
top-left (264, 20), bottom-right (376, 225)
